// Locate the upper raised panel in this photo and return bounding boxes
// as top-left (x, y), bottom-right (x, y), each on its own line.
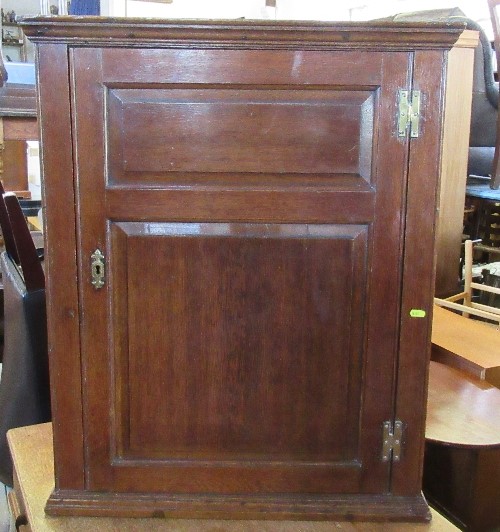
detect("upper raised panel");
top-left (106, 88), bottom-right (375, 187)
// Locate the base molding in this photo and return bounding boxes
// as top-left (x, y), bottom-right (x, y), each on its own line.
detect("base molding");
top-left (46, 490), bottom-right (431, 521)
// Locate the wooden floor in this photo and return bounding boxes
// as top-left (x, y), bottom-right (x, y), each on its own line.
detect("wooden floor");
top-left (8, 423), bottom-right (458, 531)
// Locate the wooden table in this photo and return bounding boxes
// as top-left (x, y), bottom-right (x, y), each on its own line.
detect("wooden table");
top-left (424, 361), bottom-right (500, 530)
top-left (431, 305), bottom-right (500, 387)
top-left (7, 423), bottom-right (457, 531)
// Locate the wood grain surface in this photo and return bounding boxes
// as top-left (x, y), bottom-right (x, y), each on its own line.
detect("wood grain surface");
top-left (426, 361), bottom-right (500, 446)
top-left (432, 305), bottom-right (500, 386)
top-left (8, 423), bottom-right (458, 531)
top-left (26, 16), bottom-right (464, 520)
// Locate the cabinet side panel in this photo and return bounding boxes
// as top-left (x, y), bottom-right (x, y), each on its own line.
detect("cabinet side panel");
top-left (393, 50), bottom-right (446, 496)
top-left (36, 43), bottom-right (85, 489)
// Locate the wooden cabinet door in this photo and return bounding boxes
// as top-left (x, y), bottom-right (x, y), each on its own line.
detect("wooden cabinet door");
top-left (71, 46), bottom-right (412, 498)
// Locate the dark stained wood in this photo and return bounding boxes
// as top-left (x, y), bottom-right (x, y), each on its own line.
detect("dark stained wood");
top-left (116, 224), bottom-right (366, 461)
top-left (22, 16), bottom-right (464, 50)
top-left (74, 38), bottom-right (409, 506)
top-left (108, 88), bottom-right (373, 180)
top-left (105, 223), bottom-right (370, 496)
top-left (104, 187), bottom-right (376, 223)
top-left (392, 50), bottom-right (446, 497)
top-left (355, 48), bottom-right (411, 495)
top-left (23, 17), bottom-right (464, 521)
top-left (424, 443), bottom-right (500, 531)
top-left (36, 43), bottom-right (85, 491)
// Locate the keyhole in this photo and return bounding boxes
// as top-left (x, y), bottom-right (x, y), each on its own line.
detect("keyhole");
top-left (91, 250), bottom-right (105, 289)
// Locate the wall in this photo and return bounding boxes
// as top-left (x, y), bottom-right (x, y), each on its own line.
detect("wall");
top-left (1, 0), bottom-right (39, 16)
top-left (102, 0), bottom-right (493, 38)
top-left (0, 0), bottom-right (496, 63)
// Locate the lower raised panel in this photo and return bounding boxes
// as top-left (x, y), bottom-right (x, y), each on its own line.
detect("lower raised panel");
top-left (111, 222), bottom-right (369, 466)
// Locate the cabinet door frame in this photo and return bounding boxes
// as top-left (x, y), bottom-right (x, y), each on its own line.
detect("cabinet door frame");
top-left (71, 45), bottom-right (412, 496)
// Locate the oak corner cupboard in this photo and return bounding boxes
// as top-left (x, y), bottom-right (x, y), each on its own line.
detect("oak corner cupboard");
top-left (22, 16), bottom-right (465, 522)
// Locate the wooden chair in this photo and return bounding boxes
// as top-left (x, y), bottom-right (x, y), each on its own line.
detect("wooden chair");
top-left (0, 181), bottom-right (20, 264)
top-left (1, 192), bottom-right (44, 292)
top-left (488, 0), bottom-right (500, 189)
top-left (434, 239), bottom-right (500, 325)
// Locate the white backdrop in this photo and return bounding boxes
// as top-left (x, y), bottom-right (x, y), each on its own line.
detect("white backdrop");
top-left (99, 0), bottom-right (492, 38)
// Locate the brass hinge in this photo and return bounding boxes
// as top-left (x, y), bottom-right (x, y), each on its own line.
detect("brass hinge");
top-left (398, 90), bottom-right (421, 138)
top-left (381, 420), bottom-right (403, 462)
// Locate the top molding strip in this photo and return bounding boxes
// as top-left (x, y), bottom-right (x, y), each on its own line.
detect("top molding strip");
top-left (21, 16), bottom-right (465, 51)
